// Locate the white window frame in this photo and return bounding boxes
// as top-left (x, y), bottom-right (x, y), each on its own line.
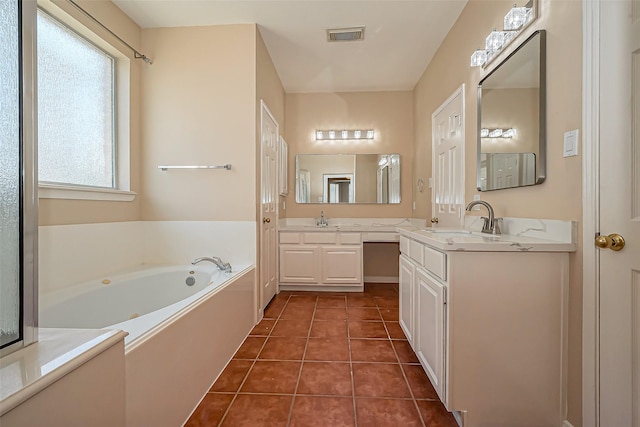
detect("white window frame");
top-left (36, 0), bottom-right (135, 202)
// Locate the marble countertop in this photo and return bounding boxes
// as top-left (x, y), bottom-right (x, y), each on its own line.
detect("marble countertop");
top-left (278, 218), bottom-right (414, 233)
top-left (398, 218), bottom-right (577, 253)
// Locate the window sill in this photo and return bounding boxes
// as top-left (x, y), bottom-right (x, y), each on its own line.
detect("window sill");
top-left (38, 184), bottom-right (136, 201)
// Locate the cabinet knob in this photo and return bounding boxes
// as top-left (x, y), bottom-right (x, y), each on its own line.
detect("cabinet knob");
top-left (431, 217), bottom-right (439, 224)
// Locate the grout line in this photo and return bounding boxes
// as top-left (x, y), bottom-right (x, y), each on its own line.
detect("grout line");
top-left (286, 296), bottom-right (317, 426)
top-left (216, 294), bottom-right (289, 426)
top-left (347, 303), bottom-right (358, 427)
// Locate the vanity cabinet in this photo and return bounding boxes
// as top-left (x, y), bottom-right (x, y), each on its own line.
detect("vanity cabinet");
top-left (399, 229), bottom-right (570, 427)
top-left (399, 235), bottom-right (447, 403)
top-left (279, 232), bottom-right (363, 290)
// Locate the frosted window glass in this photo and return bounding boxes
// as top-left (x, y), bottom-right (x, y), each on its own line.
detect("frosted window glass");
top-left (0, 0), bottom-right (21, 347)
top-left (37, 10), bottom-right (115, 188)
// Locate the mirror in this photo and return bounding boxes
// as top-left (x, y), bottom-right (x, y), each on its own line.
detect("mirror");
top-left (477, 30), bottom-right (546, 191)
top-left (295, 154), bottom-right (400, 204)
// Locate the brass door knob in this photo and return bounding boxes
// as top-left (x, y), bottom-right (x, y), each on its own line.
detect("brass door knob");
top-left (263, 217), bottom-right (271, 224)
top-left (595, 233), bottom-right (625, 251)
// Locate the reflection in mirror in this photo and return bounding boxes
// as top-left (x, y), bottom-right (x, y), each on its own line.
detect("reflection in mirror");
top-left (477, 30), bottom-right (546, 191)
top-left (295, 154), bottom-right (400, 204)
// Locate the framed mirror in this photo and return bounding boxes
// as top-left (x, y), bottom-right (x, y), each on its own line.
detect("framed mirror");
top-left (477, 29), bottom-right (546, 191)
top-left (295, 154), bottom-right (400, 204)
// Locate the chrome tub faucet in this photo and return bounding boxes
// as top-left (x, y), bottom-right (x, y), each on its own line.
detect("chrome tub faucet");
top-left (192, 256), bottom-right (232, 273)
top-left (465, 200), bottom-right (502, 235)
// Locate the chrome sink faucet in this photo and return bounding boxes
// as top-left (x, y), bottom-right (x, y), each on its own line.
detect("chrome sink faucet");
top-left (316, 210), bottom-right (329, 227)
top-left (465, 201), bottom-right (502, 235)
top-left (192, 256), bottom-right (232, 273)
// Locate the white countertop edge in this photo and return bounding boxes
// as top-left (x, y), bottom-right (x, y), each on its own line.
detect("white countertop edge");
top-left (0, 328), bottom-right (128, 416)
top-left (397, 226), bottom-right (577, 252)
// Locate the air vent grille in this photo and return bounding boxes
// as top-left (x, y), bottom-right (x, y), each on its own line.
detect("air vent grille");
top-left (326, 27), bottom-right (365, 42)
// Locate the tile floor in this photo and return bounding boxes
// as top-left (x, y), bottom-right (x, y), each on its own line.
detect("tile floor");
top-left (185, 284), bottom-right (458, 426)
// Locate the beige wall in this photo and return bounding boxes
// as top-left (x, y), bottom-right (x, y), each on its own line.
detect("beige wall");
top-left (413, 1), bottom-right (583, 424)
top-left (285, 91), bottom-right (413, 218)
top-left (140, 24), bottom-right (257, 221)
top-left (39, 0), bottom-right (142, 226)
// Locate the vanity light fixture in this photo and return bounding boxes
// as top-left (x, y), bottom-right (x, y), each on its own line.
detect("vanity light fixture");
top-left (504, 4), bottom-right (533, 31)
top-left (470, 0), bottom-right (535, 68)
top-left (481, 128), bottom-right (517, 139)
top-left (315, 129), bottom-right (375, 141)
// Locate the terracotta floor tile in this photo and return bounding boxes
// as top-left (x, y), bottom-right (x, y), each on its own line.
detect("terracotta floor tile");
top-left (185, 393), bottom-right (234, 426)
top-left (280, 304), bottom-right (315, 320)
top-left (305, 338), bottom-right (350, 361)
top-left (310, 320), bottom-right (348, 338)
top-left (240, 360), bottom-right (301, 394)
top-left (350, 339), bottom-right (397, 362)
top-left (314, 307), bottom-right (348, 320)
top-left (352, 363), bottom-right (412, 398)
top-left (355, 398), bottom-right (422, 426)
top-left (401, 364), bottom-right (439, 399)
top-left (288, 294), bottom-right (319, 306)
top-left (348, 321), bottom-right (388, 339)
top-left (317, 295), bottom-right (347, 307)
top-left (297, 362), bottom-right (353, 396)
top-left (380, 307), bottom-right (400, 321)
top-left (264, 300), bottom-right (286, 319)
top-left (221, 394), bottom-right (292, 427)
top-left (258, 337), bottom-right (307, 360)
top-left (271, 318), bottom-right (312, 337)
top-left (290, 396), bottom-right (355, 427)
top-left (385, 322), bottom-right (407, 340)
top-left (210, 360), bottom-right (253, 392)
top-left (364, 283), bottom-right (400, 297)
top-left (347, 307), bottom-right (382, 321)
top-left (346, 295), bottom-right (378, 307)
top-left (415, 400), bottom-right (459, 426)
top-left (250, 319), bottom-right (276, 336)
top-left (374, 295), bottom-right (400, 308)
top-left (233, 337), bottom-right (266, 360)
top-left (393, 340), bottom-right (420, 363)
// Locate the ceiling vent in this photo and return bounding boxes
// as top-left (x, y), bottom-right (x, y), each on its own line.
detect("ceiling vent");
top-left (326, 27), bottom-right (365, 42)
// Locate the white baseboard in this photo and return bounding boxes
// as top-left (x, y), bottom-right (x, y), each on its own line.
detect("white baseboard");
top-left (364, 275), bottom-right (399, 283)
top-left (563, 421), bottom-right (575, 427)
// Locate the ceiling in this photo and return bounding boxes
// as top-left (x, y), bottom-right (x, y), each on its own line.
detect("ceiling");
top-left (112, 0), bottom-right (468, 93)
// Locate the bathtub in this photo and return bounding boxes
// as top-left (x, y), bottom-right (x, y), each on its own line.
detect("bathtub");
top-left (40, 263), bottom-right (256, 427)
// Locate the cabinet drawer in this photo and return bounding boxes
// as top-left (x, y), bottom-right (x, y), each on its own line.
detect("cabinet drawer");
top-left (400, 236), bottom-right (410, 255)
top-left (423, 246), bottom-right (447, 281)
top-left (280, 233), bottom-right (301, 244)
top-left (303, 233), bottom-right (337, 244)
top-left (339, 233), bottom-right (361, 244)
top-left (409, 240), bottom-right (424, 265)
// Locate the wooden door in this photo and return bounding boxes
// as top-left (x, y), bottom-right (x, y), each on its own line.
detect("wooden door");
top-left (260, 101), bottom-right (278, 310)
top-left (432, 85), bottom-right (465, 227)
top-left (598, 1), bottom-right (640, 424)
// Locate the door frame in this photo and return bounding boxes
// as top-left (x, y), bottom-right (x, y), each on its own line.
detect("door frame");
top-left (582, 1), bottom-right (601, 426)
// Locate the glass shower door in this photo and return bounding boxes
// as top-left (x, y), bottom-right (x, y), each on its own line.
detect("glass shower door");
top-left (1, 0), bottom-right (37, 353)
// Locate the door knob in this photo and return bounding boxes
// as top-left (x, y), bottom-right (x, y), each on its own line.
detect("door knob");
top-left (263, 217), bottom-right (271, 224)
top-left (595, 233), bottom-right (625, 251)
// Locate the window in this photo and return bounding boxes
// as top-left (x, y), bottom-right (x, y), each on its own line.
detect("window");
top-left (36, 3), bottom-right (134, 201)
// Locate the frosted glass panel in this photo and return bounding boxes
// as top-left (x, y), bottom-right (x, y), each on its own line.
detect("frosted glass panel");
top-left (0, 0), bottom-right (21, 347)
top-left (37, 10), bottom-right (115, 188)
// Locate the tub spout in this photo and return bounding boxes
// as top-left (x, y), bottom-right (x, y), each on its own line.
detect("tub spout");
top-left (192, 256), bottom-right (232, 273)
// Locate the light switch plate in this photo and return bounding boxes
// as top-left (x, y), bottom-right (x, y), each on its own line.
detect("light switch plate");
top-left (563, 129), bottom-right (579, 157)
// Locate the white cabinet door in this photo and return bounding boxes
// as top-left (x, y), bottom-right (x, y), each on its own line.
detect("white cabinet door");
top-left (399, 255), bottom-right (415, 345)
top-left (321, 246), bottom-right (362, 284)
top-left (279, 245), bottom-right (320, 283)
top-left (415, 268), bottom-right (446, 403)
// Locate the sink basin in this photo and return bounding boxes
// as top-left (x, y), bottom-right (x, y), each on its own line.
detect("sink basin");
top-left (423, 228), bottom-right (503, 240)
top-left (424, 229), bottom-right (472, 235)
